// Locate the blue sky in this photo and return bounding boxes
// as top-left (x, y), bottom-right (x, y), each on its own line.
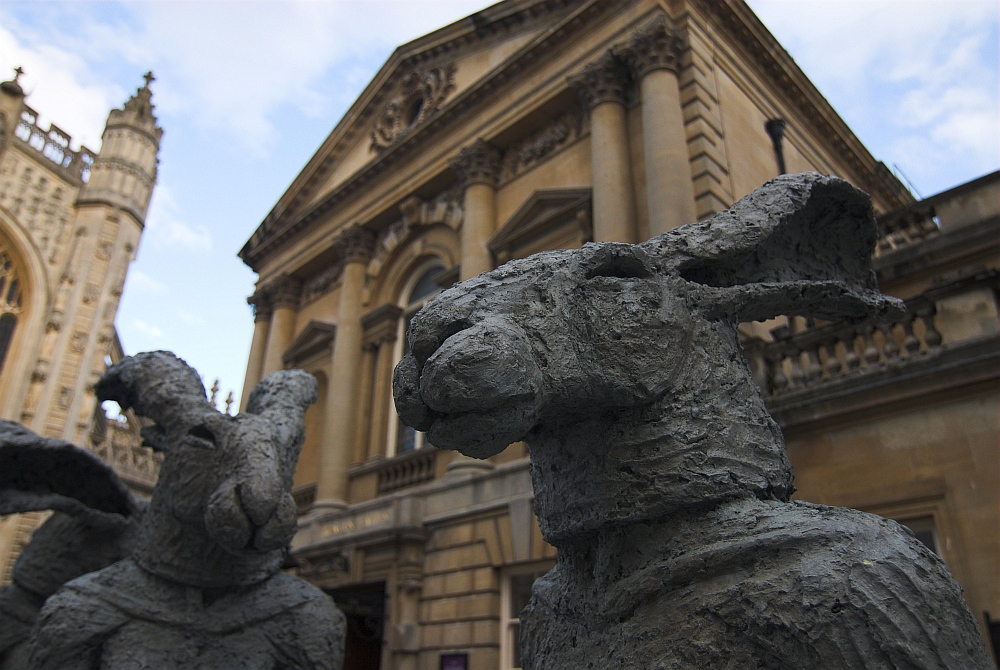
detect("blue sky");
top-left (1, 0), bottom-right (997, 408)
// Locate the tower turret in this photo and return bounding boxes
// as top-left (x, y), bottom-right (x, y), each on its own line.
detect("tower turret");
top-left (77, 72), bottom-right (162, 222)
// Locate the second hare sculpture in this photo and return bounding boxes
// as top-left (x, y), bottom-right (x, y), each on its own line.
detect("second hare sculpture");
top-left (1, 352), bottom-right (344, 669)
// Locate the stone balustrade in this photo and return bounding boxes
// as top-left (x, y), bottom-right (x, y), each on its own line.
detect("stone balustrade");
top-left (292, 483), bottom-right (318, 515)
top-left (875, 199), bottom-right (941, 257)
top-left (376, 449), bottom-right (437, 495)
top-left (745, 269), bottom-right (998, 397)
top-left (13, 105), bottom-right (96, 184)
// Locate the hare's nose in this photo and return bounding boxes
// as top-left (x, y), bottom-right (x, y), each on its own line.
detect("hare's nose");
top-left (420, 318), bottom-right (542, 414)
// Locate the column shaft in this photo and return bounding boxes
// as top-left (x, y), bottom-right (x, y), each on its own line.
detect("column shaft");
top-left (316, 259), bottom-right (368, 504)
top-left (461, 182), bottom-right (496, 280)
top-left (641, 69), bottom-right (695, 236)
top-left (240, 316), bottom-right (271, 410)
top-left (590, 100), bottom-right (637, 243)
top-left (261, 306), bottom-right (295, 377)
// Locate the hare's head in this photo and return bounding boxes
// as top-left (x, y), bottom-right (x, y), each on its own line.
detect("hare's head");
top-left (96, 353), bottom-right (316, 564)
top-left (395, 174), bottom-right (903, 539)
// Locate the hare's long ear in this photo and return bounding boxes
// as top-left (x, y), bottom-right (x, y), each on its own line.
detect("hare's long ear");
top-left (646, 173), bottom-right (904, 324)
top-left (245, 370), bottom-right (318, 470)
top-left (95, 351), bottom-right (214, 451)
top-left (0, 421), bottom-right (139, 524)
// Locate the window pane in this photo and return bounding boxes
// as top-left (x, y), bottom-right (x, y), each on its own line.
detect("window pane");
top-left (510, 573), bottom-right (538, 613)
top-left (900, 516), bottom-right (938, 554)
top-left (0, 313), bottom-right (17, 374)
top-left (407, 266), bottom-right (444, 304)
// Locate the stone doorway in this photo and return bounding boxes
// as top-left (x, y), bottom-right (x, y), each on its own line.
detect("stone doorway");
top-left (328, 582), bottom-right (386, 670)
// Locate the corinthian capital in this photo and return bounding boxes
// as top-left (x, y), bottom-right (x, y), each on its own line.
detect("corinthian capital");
top-left (450, 139), bottom-right (503, 188)
top-left (567, 50), bottom-right (630, 108)
top-left (267, 275), bottom-right (302, 310)
top-left (337, 225), bottom-right (377, 265)
top-left (615, 15), bottom-right (686, 79)
top-left (247, 288), bottom-right (273, 322)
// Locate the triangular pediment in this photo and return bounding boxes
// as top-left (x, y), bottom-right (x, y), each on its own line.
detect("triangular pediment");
top-left (490, 187), bottom-right (592, 263)
top-left (239, 0), bottom-right (591, 270)
top-left (283, 320), bottom-right (336, 366)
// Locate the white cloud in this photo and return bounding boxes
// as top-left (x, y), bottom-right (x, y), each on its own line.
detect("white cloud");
top-left (126, 269), bottom-right (169, 295)
top-left (0, 19), bottom-right (122, 151)
top-left (746, 0), bottom-right (999, 194)
top-left (2, 1), bottom-right (495, 154)
top-left (132, 319), bottom-right (165, 339)
top-left (143, 184), bottom-right (213, 251)
top-left (178, 310), bottom-right (204, 325)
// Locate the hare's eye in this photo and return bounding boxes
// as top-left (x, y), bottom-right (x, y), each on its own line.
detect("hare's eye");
top-left (188, 424), bottom-right (217, 447)
top-left (584, 245), bottom-right (652, 280)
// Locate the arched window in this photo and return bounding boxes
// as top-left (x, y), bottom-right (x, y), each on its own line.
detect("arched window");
top-left (388, 263), bottom-right (444, 455)
top-left (0, 249), bottom-right (23, 376)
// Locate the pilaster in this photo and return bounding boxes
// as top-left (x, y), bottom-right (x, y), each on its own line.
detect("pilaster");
top-left (362, 303), bottom-right (403, 461)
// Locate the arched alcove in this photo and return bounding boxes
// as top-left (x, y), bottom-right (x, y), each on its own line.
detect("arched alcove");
top-left (0, 209), bottom-right (49, 421)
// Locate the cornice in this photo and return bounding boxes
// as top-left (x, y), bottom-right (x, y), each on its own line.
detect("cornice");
top-left (687, 0), bottom-right (913, 211)
top-left (239, 0), bottom-right (625, 271)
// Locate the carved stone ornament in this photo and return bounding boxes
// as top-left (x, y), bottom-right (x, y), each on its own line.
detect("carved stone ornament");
top-left (301, 261), bottom-right (344, 304)
top-left (499, 108), bottom-right (589, 185)
top-left (370, 64), bottom-right (456, 152)
top-left (449, 139), bottom-right (503, 189)
top-left (614, 14), bottom-right (687, 79)
top-left (394, 174), bottom-right (993, 669)
top-left (336, 225), bottom-right (377, 265)
top-left (247, 288), bottom-right (273, 323)
top-left (567, 50), bottom-right (631, 108)
top-left (267, 274), bottom-right (303, 310)
top-left (0, 352), bottom-right (345, 668)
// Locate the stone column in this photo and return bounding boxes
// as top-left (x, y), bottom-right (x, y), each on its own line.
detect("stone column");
top-left (445, 141), bottom-right (500, 476)
top-left (569, 51), bottom-right (637, 243)
top-left (240, 289), bottom-right (272, 410)
top-left (315, 226), bottom-right (376, 507)
top-left (450, 139), bottom-right (502, 281)
top-left (617, 17), bottom-right (695, 237)
top-left (361, 304), bottom-right (403, 460)
top-left (260, 276), bottom-right (300, 378)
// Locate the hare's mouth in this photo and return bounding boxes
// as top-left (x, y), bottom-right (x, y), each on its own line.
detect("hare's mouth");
top-left (394, 318), bottom-right (543, 458)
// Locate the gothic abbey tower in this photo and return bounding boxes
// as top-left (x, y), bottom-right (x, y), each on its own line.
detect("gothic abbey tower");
top-left (0, 68), bottom-right (161, 581)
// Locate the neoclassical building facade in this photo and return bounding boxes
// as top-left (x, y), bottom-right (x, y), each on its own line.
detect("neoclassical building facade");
top-left (0, 70), bottom-right (162, 582)
top-left (238, 1), bottom-right (998, 668)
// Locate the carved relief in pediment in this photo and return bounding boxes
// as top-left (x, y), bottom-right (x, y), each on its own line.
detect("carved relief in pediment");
top-left (370, 64), bottom-right (457, 152)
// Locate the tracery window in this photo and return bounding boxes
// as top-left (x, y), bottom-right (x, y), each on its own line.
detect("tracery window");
top-left (0, 248), bottom-right (23, 375)
top-left (387, 263), bottom-right (444, 455)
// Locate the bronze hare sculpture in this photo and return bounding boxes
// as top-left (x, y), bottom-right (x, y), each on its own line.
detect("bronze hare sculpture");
top-left (1, 352), bottom-right (344, 669)
top-left (395, 174), bottom-right (992, 669)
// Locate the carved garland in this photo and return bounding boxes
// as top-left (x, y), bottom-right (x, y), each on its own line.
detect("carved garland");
top-left (370, 64), bottom-right (457, 152)
top-left (498, 107), bottom-right (590, 185)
